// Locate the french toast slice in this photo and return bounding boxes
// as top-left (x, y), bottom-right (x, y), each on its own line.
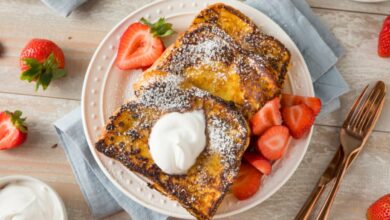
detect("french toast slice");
top-left (152, 3), bottom-right (290, 119)
top-left (96, 71), bottom-right (250, 220)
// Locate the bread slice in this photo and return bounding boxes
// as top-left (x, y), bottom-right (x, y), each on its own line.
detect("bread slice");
top-left (96, 71), bottom-right (250, 220)
top-left (152, 3), bottom-right (290, 119)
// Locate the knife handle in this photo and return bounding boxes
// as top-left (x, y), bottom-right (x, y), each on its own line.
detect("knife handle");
top-left (295, 183), bottom-right (326, 220)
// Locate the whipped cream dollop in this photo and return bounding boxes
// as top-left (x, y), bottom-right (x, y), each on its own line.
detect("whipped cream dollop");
top-left (0, 180), bottom-right (64, 220)
top-left (149, 110), bottom-right (206, 175)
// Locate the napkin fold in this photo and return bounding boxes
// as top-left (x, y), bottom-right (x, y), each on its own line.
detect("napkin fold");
top-left (54, 0), bottom-right (349, 219)
top-left (40, 0), bottom-right (87, 17)
top-left (54, 107), bottom-right (167, 220)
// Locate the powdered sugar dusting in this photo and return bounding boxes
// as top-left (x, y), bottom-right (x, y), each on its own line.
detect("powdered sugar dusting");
top-left (136, 74), bottom-right (206, 111)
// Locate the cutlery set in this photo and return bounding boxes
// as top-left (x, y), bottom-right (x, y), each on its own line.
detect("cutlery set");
top-left (296, 81), bottom-right (387, 220)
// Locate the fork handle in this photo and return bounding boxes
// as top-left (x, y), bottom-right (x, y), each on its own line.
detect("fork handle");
top-left (295, 183), bottom-right (326, 220)
top-left (315, 155), bottom-right (352, 220)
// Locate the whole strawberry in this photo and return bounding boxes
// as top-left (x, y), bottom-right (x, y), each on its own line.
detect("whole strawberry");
top-left (0, 110), bottom-right (28, 150)
top-left (20, 39), bottom-right (66, 90)
top-left (378, 16), bottom-right (390, 57)
top-left (367, 194), bottom-right (390, 220)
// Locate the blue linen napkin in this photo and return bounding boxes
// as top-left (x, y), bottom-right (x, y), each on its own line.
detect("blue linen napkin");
top-left (40, 0), bottom-right (87, 17)
top-left (54, 107), bottom-right (167, 220)
top-left (53, 0), bottom-right (349, 219)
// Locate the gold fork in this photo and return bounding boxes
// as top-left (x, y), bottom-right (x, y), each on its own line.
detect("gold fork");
top-left (295, 86), bottom-right (370, 220)
top-left (316, 81), bottom-right (387, 220)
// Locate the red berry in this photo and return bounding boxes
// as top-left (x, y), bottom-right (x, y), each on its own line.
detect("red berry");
top-left (281, 94), bottom-right (322, 116)
top-left (0, 111), bottom-right (28, 150)
top-left (378, 16), bottom-right (390, 57)
top-left (250, 97), bottom-right (282, 136)
top-left (232, 162), bottom-right (262, 200)
top-left (282, 104), bottom-right (315, 139)
top-left (20, 39), bottom-right (66, 90)
top-left (367, 194), bottom-right (390, 220)
top-left (244, 152), bottom-right (272, 175)
top-left (257, 125), bottom-right (290, 161)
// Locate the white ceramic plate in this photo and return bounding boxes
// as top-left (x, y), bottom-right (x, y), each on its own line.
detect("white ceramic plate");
top-left (81, 0), bottom-right (314, 218)
top-left (0, 175), bottom-right (68, 220)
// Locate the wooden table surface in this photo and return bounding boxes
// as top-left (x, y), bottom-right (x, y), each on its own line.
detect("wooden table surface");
top-left (1, 0), bottom-right (390, 219)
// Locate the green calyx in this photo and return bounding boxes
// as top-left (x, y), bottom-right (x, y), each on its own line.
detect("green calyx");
top-left (140, 17), bottom-right (175, 37)
top-left (20, 53), bottom-right (66, 91)
top-left (5, 110), bottom-right (27, 133)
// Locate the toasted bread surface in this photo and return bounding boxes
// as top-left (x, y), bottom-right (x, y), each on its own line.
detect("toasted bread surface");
top-left (96, 72), bottom-right (250, 219)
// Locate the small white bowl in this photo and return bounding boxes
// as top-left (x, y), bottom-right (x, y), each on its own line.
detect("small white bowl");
top-left (0, 175), bottom-right (67, 220)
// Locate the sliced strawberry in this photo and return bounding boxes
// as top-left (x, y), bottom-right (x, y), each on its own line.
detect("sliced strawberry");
top-left (0, 111), bottom-right (28, 150)
top-left (378, 16), bottom-right (390, 57)
top-left (250, 97), bottom-right (282, 135)
top-left (115, 18), bottom-right (174, 70)
top-left (281, 94), bottom-right (322, 116)
top-left (282, 104), bottom-right (315, 139)
top-left (257, 125), bottom-right (290, 161)
top-left (232, 162), bottom-right (262, 200)
top-left (244, 152), bottom-right (272, 175)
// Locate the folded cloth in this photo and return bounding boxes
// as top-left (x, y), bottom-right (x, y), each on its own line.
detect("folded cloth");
top-left (40, 0), bottom-right (87, 17)
top-left (53, 0), bottom-right (349, 219)
top-left (54, 107), bottom-right (167, 220)
top-left (245, 0), bottom-right (349, 113)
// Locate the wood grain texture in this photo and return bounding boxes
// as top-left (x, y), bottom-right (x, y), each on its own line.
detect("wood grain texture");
top-left (0, 1), bottom-right (390, 220)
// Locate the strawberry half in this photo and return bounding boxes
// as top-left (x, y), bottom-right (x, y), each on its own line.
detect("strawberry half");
top-left (282, 104), bottom-right (315, 139)
top-left (281, 94), bottom-right (322, 116)
top-left (231, 162), bottom-right (262, 200)
top-left (0, 110), bottom-right (28, 150)
top-left (20, 39), bottom-right (66, 91)
top-left (367, 194), bottom-right (390, 220)
top-left (244, 152), bottom-right (272, 175)
top-left (378, 16), bottom-right (390, 58)
top-left (250, 97), bottom-right (282, 136)
top-left (257, 125), bottom-right (290, 161)
top-left (115, 18), bottom-right (175, 70)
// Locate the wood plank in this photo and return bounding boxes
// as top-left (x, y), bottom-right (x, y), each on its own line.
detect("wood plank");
top-left (0, 93), bottom-right (88, 219)
top-left (312, 9), bottom-right (390, 132)
top-left (308, 0), bottom-right (390, 15)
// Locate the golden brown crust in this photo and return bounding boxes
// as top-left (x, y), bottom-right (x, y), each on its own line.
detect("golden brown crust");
top-left (96, 73), bottom-right (250, 220)
top-left (152, 3), bottom-right (290, 119)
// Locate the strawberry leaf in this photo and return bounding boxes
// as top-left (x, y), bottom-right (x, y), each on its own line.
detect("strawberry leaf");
top-left (140, 17), bottom-right (175, 38)
top-left (5, 110), bottom-right (27, 133)
top-left (52, 69), bottom-right (66, 79)
top-left (20, 52), bottom-right (66, 91)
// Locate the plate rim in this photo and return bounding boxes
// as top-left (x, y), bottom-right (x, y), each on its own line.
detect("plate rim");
top-left (81, 0), bottom-right (314, 218)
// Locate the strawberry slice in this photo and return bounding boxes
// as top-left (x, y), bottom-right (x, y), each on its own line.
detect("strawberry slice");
top-left (244, 152), bottom-right (272, 175)
top-left (378, 16), bottom-right (390, 57)
top-left (281, 94), bottom-right (322, 116)
top-left (115, 18), bottom-right (174, 70)
top-left (250, 97), bottom-right (282, 135)
top-left (257, 125), bottom-right (290, 161)
top-left (282, 104), bottom-right (315, 139)
top-left (232, 162), bottom-right (262, 200)
top-left (0, 110), bottom-right (28, 150)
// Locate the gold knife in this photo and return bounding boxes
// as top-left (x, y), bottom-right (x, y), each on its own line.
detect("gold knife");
top-left (295, 145), bottom-right (360, 220)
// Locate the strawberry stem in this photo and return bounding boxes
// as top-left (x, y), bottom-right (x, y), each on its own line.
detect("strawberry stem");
top-left (140, 17), bottom-right (175, 37)
top-left (20, 52), bottom-right (66, 91)
top-left (5, 110), bottom-right (27, 133)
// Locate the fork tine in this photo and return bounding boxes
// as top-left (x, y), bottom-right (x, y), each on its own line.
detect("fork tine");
top-left (343, 85), bottom-right (369, 128)
top-left (362, 86), bottom-right (386, 133)
top-left (355, 85), bottom-right (383, 131)
top-left (348, 84), bottom-right (378, 130)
